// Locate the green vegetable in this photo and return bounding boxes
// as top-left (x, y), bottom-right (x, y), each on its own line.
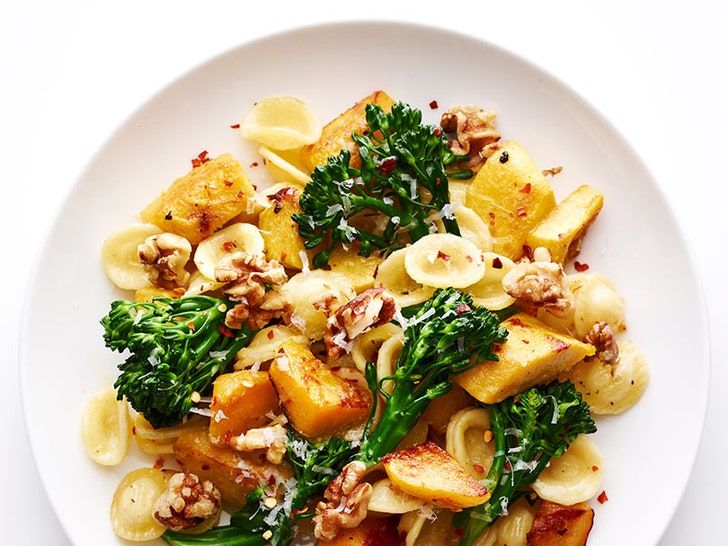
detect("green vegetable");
top-left (457, 381), bottom-right (597, 546)
top-left (164, 288), bottom-right (506, 546)
top-left (293, 102), bottom-right (471, 267)
top-left (101, 296), bottom-right (253, 428)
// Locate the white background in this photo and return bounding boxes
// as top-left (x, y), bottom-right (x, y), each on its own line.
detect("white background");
top-left (1, 0), bottom-right (725, 543)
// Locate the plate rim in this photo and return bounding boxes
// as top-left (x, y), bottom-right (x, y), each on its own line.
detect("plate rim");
top-left (18, 19), bottom-right (711, 545)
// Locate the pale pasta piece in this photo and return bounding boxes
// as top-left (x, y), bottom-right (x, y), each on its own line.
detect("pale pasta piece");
top-left (351, 323), bottom-right (403, 372)
top-left (280, 269), bottom-right (356, 340)
top-left (101, 223), bottom-right (163, 290)
top-left (445, 407), bottom-right (495, 479)
top-left (375, 248), bottom-right (434, 307)
top-left (397, 418), bottom-right (430, 451)
top-left (81, 387), bottom-right (130, 466)
top-left (570, 273), bottom-right (626, 338)
top-left (569, 339), bottom-right (649, 414)
top-left (369, 478), bottom-right (425, 514)
top-left (398, 507), bottom-right (453, 546)
top-left (455, 206), bottom-right (493, 252)
top-left (493, 498), bottom-right (536, 546)
top-left (467, 252), bottom-right (516, 310)
top-left (239, 96), bottom-right (322, 150)
top-left (235, 325), bottom-right (308, 369)
top-left (473, 527), bottom-right (497, 546)
top-left (535, 306), bottom-right (576, 336)
top-left (130, 412), bottom-right (206, 442)
top-left (184, 271), bottom-right (225, 296)
top-left (404, 234), bottom-right (485, 289)
top-left (376, 331), bottom-right (405, 395)
top-left (258, 146), bottom-right (311, 185)
top-left (532, 435), bottom-right (604, 505)
top-left (110, 467), bottom-right (168, 541)
top-left (449, 181), bottom-right (470, 209)
top-left (399, 509), bottom-right (427, 546)
top-left (193, 223), bottom-right (265, 280)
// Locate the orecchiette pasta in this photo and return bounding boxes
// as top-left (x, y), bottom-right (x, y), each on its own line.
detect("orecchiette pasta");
top-left (398, 507), bottom-right (454, 546)
top-left (455, 206), bottom-right (494, 253)
top-left (110, 468), bottom-right (168, 541)
top-left (570, 273), bottom-right (626, 338)
top-left (492, 498), bottom-right (536, 546)
top-left (404, 233), bottom-right (485, 289)
top-left (376, 331), bottom-right (405, 396)
top-left (467, 252), bottom-right (516, 310)
top-left (368, 478), bottom-right (425, 514)
top-left (258, 146), bottom-right (311, 185)
top-left (445, 407), bottom-right (495, 479)
top-left (239, 96), bottom-right (322, 150)
top-left (184, 271), bottom-right (225, 296)
top-left (235, 325), bottom-right (308, 369)
top-left (193, 223), bottom-right (265, 280)
top-left (351, 323), bottom-right (403, 372)
top-left (531, 435), bottom-right (603, 505)
top-left (568, 339), bottom-right (649, 414)
top-left (81, 387), bottom-right (130, 466)
top-left (101, 223), bottom-right (163, 290)
top-left (448, 181), bottom-right (470, 209)
top-left (375, 248), bottom-right (435, 307)
top-left (280, 269), bottom-right (356, 340)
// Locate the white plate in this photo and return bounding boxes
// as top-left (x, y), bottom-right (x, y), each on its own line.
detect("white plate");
top-left (20, 22), bottom-right (709, 546)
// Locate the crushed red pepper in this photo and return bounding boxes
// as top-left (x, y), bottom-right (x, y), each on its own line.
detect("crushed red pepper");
top-left (218, 325), bottom-right (234, 338)
top-left (574, 261), bottom-right (590, 272)
top-left (598, 490), bottom-right (609, 504)
top-left (520, 183), bottom-right (532, 193)
top-left (230, 123), bottom-right (240, 129)
top-left (492, 257), bottom-right (503, 269)
top-left (379, 157), bottom-right (397, 174)
top-left (429, 100), bottom-right (439, 109)
top-left (191, 150), bottom-right (210, 168)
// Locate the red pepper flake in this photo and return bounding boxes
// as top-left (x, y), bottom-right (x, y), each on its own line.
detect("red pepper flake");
top-left (230, 123), bottom-right (240, 129)
top-left (492, 257), bottom-right (503, 269)
top-left (429, 100), bottom-right (439, 109)
top-left (574, 260), bottom-right (590, 272)
top-left (321, 264), bottom-right (332, 271)
top-left (513, 396), bottom-right (521, 404)
top-left (591, 465), bottom-right (600, 472)
top-left (267, 330), bottom-right (275, 340)
top-left (268, 474), bottom-right (277, 486)
top-left (191, 150), bottom-right (210, 168)
top-left (433, 127), bottom-right (442, 136)
top-left (488, 212), bottom-right (495, 219)
top-left (201, 463), bottom-right (210, 471)
top-left (435, 177), bottom-right (441, 185)
top-left (250, 161), bottom-right (258, 167)
top-left (465, 255), bottom-right (473, 263)
top-left (437, 250), bottom-right (450, 261)
top-left (597, 490), bottom-right (609, 504)
top-left (222, 240), bottom-right (237, 253)
top-left (187, 321), bottom-right (196, 331)
top-left (219, 325), bottom-right (234, 338)
top-left (473, 464), bottom-right (485, 474)
top-left (522, 339), bottom-right (530, 344)
top-left (131, 426), bottom-right (137, 435)
top-left (224, 179), bottom-right (233, 187)
top-left (516, 207), bottom-right (527, 217)
top-left (379, 157), bottom-right (397, 174)
top-left (330, 366), bottom-right (341, 372)
top-left (522, 245), bottom-right (534, 261)
top-left (504, 460), bottom-right (512, 471)
top-left (456, 303), bottom-right (471, 316)
top-left (154, 457), bottom-right (165, 470)
top-left (223, 430), bottom-right (233, 444)
top-left (519, 183), bottom-right (532, 193)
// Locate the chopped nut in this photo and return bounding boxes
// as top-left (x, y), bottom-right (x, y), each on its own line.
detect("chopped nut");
top-left (440, 104), bottom-right (501, 170)
top-left (138, 233), bottom-right (192, 289)
top-left (153, 472), bottom-right (221, 531)
top-left (585, 321), bottom-right (620, 367)
top-left (215, 252), bottom-right (288, 329)
top-left (313, 461), bottom-right (373, 541)
top-left (542, 166), bottom-right (564, 177)
top-left (230, 423), bottom-right (287, 464)
top-left (324, 288), bottom-right (398, 359)
top-left (502, 262), bottom-right (572, 311)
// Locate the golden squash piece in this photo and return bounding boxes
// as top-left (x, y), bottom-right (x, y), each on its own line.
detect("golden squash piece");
top-left (140, 153), bottom-right (255, 244)
top-left (257, 185), bottom-right (308, 269)
top-left (318, 516), bottom-right (402, 546)
top-left (300, 90), bottom-right (396, 172)
top-left (327, 247), bottom-right (383, 292)
top-left (208, 370), bottom-right (280, 444)
top-left (269, 341), bottom-right (371, 438)
top-left (421, 384), bottom-right (473, 433)
top-left (382, 441), bottom-right (489, 510)
top-left (455, 313), bottom-right (595, 404)
top-left (134, 286), bottom-right (184, 302)
top-left (174, 422), bottom-right (291, 510)
top-left (465, 141), bottom-right (556, 259)
top-left (526, 501), bottom-right (594, 546)
top-left (526, 185), bottom-right (604, 264)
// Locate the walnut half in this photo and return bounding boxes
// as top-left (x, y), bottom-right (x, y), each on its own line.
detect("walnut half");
top-left (502, 261), bottom-right (572, 312)
top-left (440, 104), bottom-right (501, 170)
top-left (138, 233), bottom-right (192, 289)
top-left (230, 423), bottom-right (287, 464)
top-left (153, 472), bottom-right (221, 531)
top-left (313, 461), bottom-right (373, 541)
top-left (585, 321), bottom-right (620, 367)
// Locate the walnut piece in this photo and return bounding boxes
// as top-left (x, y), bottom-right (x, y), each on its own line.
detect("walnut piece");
top-left (138, 233), bottom-right (192, 289)
top-left (313, 461), bottom-right (373, 541)
top-left (585, 321), bottom-right (620, 367)
top-left (215, 252), bottom-right (288, 329)
top-left (153, 472), bottom-right (221, 531)
top-left (440, 104), bottom-right (501, 170)
top-left (230, 423), bottom-right (287, 464)
top-left (324, 288), bottom-right (397, 359)
top-left (502, 262), bottom-right (572, 311)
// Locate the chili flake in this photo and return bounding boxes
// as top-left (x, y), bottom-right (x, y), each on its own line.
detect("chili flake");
top-left (433, 127), bottom-right (442, 136)
top-left (379, 157), bottom-right (397, 174)
top-left (250, 161), bottom-right (258, 167)
top-left (230, 123), bottom-right (240, 129)
top-left (222, 241), bottom-right (237, 253)
top-left (219, 325), bottom-right (234, 338)
top-left (516, 207), bottom-right (527, 217)
top-left (522, 245), bottom-right (534, 261)
top-left (154, 457), bottom-right (165, 470)
top-left (456, 303), bottom-right (471, 316)
top-left (437, 250), bottom-right (450, 261)
top-left (191, 150), bottom-right (210, 168)
top-left (492, 257), bottom-right (503, 269)
top-left (519, 183), bottom-right (532, 193)
top-left (473, 464), bottom-right (485, 474)
top-left (597, 490), bottom-right (609, 504)
top-left (267, 330), bottom-right (275, 340)
top-left (574, 261), bottom-right (590, 272)
top-left (429, 100), bottom-right (439, 109)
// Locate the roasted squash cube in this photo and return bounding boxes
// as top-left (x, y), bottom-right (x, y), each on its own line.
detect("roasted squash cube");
top-left (140, 153), bottom-right (255, 244)
top-left (174, 422), bottom-right (291, 510)
top-left (258, 185), bottom-right (308, 270)
top-left (382, 441), bottom-right (489, 510)
top-left (526, 501), bottom-right (594, 546)
top-left (300, 90), bottom-right (395, 172)
top-left (465, 141), bottom-right (556, 259)
top-left (327, 247), bottom-right (382, 292)
top-left (455, 313), bottom-right (595, 404)
top-left (208, 370), bottom-right (279, 444)
top-left (527, 185), bottom-right (604, 264)
top-left (269, 341), bottom-right (371, 438)
top-left (318, 517), bottom-right (401, 546)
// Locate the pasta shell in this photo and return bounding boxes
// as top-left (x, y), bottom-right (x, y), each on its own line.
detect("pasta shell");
top-left (398, 507), bottom-right (452, 546)
top-left (81, 388), bottom-right (130, 466)
top-left (239, 96), bottom-right (322, 150)
top-left (351, 323), bottom-right (403, 372)
top-left (110, 467), bottom-right (168, 541)
top-left (532, 435), bottom-right (603, 505)
top-left (494, 498), bottom-right (536, 546)
top-left (445, 408), bottom-right (495, 479)
top-left (258, 146), bottom-right (311, 185)
top-left (193, 223), bottom-right (265, 280)
top-left (455, 206), bottom-right (493, 252)
top-left (235, 325), bottom-right (308, 369)
top-left (376, 331), bottom-right (405, 396)
top-left (375, 248), bottom-right (434, 307)
top-left (449, 181), bottom-right (471, 209)
top-left (404, 234), bottom-right (485, 289)
top-left (100, 223), bottom-right (163, 290)
top-left (184, 271), bottom-right (225, 297)
top-left (571, 273), bottom-right (626, 338)
top-left (467, 252), bottom-right (516, 310)
top-left (369, 478), bottom-right (426, 514)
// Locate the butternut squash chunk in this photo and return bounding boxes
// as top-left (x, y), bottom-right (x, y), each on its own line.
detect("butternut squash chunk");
top-left (327, 247), bottom-right (382, 292)
top-left (455, 313), bottom-right (595, 404)
top-left (526, 501), bottom-right (594, 546)
top-left (527, 185), bottom-right (604, 264)
top-left (382, 441), bottom-right (489, 510)
top-left (300, 90), bottom-right (395, 172)
top-left (269, 341), bottom-right (371, 438)
top-left (208, 370), bottom-right (279, 444)
top-left (465, 141), bottom-right (556, 259)
top-left (140, 153), bottom-right (255, 244)
top-left (318, 517), bottom-right (401, 546)
top-left (257, 185), bottom-right (308, 270)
